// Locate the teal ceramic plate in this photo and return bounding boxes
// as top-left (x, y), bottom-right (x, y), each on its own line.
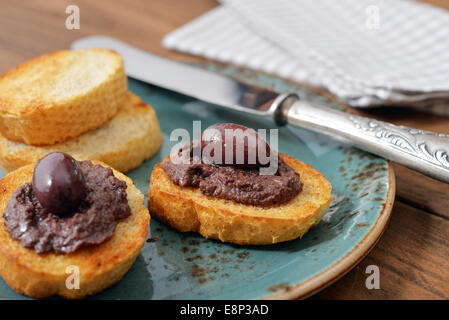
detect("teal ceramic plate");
top-left (0, 65), bottom-right (395, 300)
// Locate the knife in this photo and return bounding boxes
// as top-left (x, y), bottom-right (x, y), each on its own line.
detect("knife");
top-left (72, 36), bottom-right (449, 184)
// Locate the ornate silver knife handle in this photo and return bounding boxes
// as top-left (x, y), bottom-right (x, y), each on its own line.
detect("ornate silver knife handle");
top-left (278, 95), bottom-right (449, 184)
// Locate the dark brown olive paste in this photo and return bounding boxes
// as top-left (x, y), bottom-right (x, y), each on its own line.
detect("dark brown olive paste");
top-left (3, 161), bottom-right (131, 254)
top-left (161, 143), bottom-right (302, 206)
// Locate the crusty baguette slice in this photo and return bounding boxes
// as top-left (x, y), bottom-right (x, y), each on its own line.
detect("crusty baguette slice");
top-left (0, 160), bottom-right (150, 299)
top-left (148, 154), bottom-right (332, 245)
top-left (0, 49), bottom-right (127, 145)
top-left (0, 92), bottom-right (163, 174)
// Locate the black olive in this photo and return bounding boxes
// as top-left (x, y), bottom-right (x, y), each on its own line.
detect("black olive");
top-left (201, 123), bottom-right (272, 169)
top-left (32, 152), bottom-right (87, 216)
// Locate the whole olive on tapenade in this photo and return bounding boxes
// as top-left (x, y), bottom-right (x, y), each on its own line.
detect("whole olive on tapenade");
top-left (32, 152), bottom-right (87, 216)
top-left (201, 123), bottom-right (272, 169)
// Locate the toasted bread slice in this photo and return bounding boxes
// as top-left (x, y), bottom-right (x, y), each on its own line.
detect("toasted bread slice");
top-left (0, 49), bottom-right (127, 145)
top-left (0, 160), bottom-right (150, 299)
top-left (0, 92), bottom-right (163, 174)
top-left (148, 154), bottom-right (332, 245)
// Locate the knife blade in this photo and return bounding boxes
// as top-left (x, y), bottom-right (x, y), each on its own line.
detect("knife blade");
top-left (73, 36), bottom-right (283, 118)
top-left (72, 36), bottom-right (449, 184)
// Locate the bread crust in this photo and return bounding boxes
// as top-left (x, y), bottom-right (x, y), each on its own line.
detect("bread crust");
top-left (0, 92), bottom-right (163, 174)
top-left (148, 154), bottom-right (332, 245)
top-left (0, 49), bottom-right (127, 145)
top-left (0, 161), bottom-right (150, 299)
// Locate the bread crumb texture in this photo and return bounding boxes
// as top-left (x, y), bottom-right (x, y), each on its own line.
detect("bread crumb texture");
top-left (0, 49), bottom-right (127, 145)
top-left (0, 92), bottom-right (163, 173)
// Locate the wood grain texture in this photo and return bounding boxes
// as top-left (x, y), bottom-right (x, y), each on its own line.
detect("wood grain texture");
top-left (313, 202), bottom-right (449, 299)
top-left (0, 0), bottom-right (218, 75)
top-left (0, 0), bottom-right (448, 300)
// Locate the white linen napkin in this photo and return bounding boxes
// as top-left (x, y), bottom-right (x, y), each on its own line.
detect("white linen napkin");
top-left (163, 0), bottom-right (449, 115)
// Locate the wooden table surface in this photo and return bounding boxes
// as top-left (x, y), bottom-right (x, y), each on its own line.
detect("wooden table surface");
top-left (1, 0), bottom-right (448, 300)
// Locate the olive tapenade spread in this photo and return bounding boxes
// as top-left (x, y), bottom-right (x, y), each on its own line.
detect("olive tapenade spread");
top-left (161, 124), bottom-right (303, 206)
top-left (162, 154), bottom-right (302, 206)
top-left (3, 160), bottom-right (131, 254)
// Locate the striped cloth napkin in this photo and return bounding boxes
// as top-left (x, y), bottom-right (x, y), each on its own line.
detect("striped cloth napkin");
top-left (163, 0), bottom-right (449, 115)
